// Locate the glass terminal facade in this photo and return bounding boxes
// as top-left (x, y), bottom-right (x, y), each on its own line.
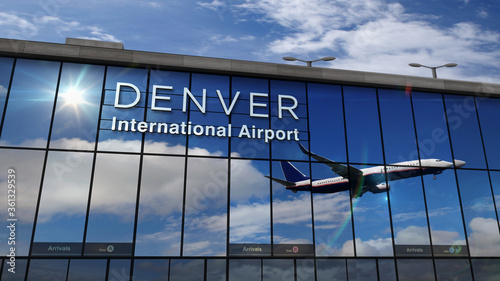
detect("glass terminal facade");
top-left (0, 52), bottom-right (500, 280)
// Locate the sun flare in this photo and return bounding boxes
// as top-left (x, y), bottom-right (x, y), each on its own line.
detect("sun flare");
top-left (64, 88), bottom-right (84, 105)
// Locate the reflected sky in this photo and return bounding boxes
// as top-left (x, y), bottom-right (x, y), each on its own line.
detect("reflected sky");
top-left (50, 63), bottom-right (104, 150)
top-left (457, 169), bottom-right (500, 256)
top-left (422, 172), bottom-right (466, 246)
top-left (378, 89), bottom-right (418, 163)
top-left (272, 161), bottom-right (314, 245)
top-left (412, 92), bottom-right (453, 162)
top-left (34, 151), bottom-right (93, 243)
top-left (2, 60), bottom-right (500, 261)
top-left (0, 149), bottom-right (45, 256)
top-left (135, 155), bottom-right (185, 256)
top-left (344, 86), bottom-right (383, 165)
top-left (444, 94), bottom-right (486, 169)
top-left (312, 162), bottom-right (354, 256)
top-left (0, 57), bottom-right (14, 126)
top-left (86, 153), bottom-right (140, 243)
top-left (230, 159), bottom-right (271, 244)
top-left (0, 59), bottom-right (60, 148)
top-left (476, 96), bottom-right (500, 170)
top-left (183, 157), bottom-right (228, 256)
top-left (389, 175), bottom-right (430, 246)
top-left (351, 164), bottom-right (393, 256)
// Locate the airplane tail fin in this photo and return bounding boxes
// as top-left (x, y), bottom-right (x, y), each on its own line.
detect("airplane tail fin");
top-left (280, 161), bottom-right (309, 182)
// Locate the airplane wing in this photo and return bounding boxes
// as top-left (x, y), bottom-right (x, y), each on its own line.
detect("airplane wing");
top-left (298, 143), bottom-right (363, 179)
top-left (264, 176), bottom-right (296, 187)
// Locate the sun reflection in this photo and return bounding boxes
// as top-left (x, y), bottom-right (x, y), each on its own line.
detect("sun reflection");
top-left (63, 87), bottom-right (85, 105)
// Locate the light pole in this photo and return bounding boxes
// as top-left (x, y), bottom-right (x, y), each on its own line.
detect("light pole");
top-left (282, 56), bottom-right (336, 67)
top-left (408, 63), bottom-right (458, 78)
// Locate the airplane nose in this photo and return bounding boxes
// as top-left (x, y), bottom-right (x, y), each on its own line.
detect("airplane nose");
top-left (454, 159), bottom-right (466, 168)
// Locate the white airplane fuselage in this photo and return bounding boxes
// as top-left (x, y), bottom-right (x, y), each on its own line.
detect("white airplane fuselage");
top-left (287, 159), bottom-right (463, 196)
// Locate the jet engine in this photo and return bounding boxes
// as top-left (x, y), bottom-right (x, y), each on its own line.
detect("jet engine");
top-left (371, 183), bottom-right (390, 194)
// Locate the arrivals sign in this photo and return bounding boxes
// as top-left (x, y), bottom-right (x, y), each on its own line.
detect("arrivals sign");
top-left (110, 82), bottom-right (301, 143)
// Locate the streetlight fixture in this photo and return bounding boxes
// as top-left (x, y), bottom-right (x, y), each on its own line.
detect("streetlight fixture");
top-left (408, 63), bottom-right (458, 78)
top-left (283, 56), bottom-right (336, 67)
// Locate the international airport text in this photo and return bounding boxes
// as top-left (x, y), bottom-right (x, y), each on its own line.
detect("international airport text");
top-left (111, 117), bottom-right (300, 143)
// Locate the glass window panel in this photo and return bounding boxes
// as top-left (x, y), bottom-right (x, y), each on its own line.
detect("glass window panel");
top-left (135, 155), bottom-right (184, 256)
top-left (0, 59), bottom-right (60, 148)
top-left (476, 97), bottom-right (500, 169)
top-left (434, 259), bottom-right (472, 281)
top-left (444, 94), bottom-right (486, 169)
top-left (296, 258), bottom-right (315, 281)
top-left (0, 57), bottom-right (14, 125)
top-left (389, 172), bottom-right (431, 256)
top-left (413, 91), bottom-right (468, 256)
top-left (207, 259), bottom-right (226, 281)
top-left (228, 259), bottom-right (261, 281)
top-left (231, 134), bottom-right (270, 159)
top-left (412, 92), bottom-right (453, 162)
top-left (312, 162), bottom-right (354, 257)
top-left (0, 149), bottom-right (45, 256)
top-left (270, 80), bottom-right (308, 161)
top-left (378, 89), bottom-right (418, 163)
top-left (143, 110), bottom-right (188, 155)
top-left (105, 66), bottom-right (148, 92)
top-left (271, 160), bottom-right (314, 256)
top-left (191, 73), bottom-right (229, 99)
top-left (471, 259), bottom-right (500, 281)
top-left (263, 259), bottom-right (293, 281)
top-left (183, 157), bottom-right (227, 256)
top-left (34, 151), bottom-right (93, 245)
top-left (67, 259), bottom-right (106, 281)
top-left (108, 259), bottom-right (131, 281)
top-left (456, 170), bottom-right (500, 256)
top-left (378, 259), bottom-right (397, 281)
top-left (98, 66), bottom-right (148, 152)
top-left (144, 70), bottom-right (190, 154)
top-left (308, 83), bottom-right (347, 163)
top-left (344, 86), bottom-right (383, 165)
top-left (230, 159), bottom-right (271, 247)
top-left (97, 129), bottom-right (143, 153)
top-left (50, 63), bottom-right (104, 150)
top-left (27, 259), bottom-right (68, 281)
top-left (231, 77), bottom-right (270, 159)
top-left (132, 259), bottom-right (169, 281)
top-left (422, 171), bottom-right (467, 256)
top-left (352, 164), bottom-right (393, 257)
top-left (316, 259), bottom-right (346, 281)
top-left (188, 112), bottom-right (229, 156)
top-left (85, 154), bottom-right (139, 252)
top-left (347, 259), bottom-right (377, 281)
top-left (490, 171), bottom-right (500, 225)
top-left (397, 259), bottom-right (435, 281)
top-left (2, 259), bottom-right (27, 280)
top-left (187, 74), bottom-right (230, 156)
top-left (169, 259), bottom-right (204, 281)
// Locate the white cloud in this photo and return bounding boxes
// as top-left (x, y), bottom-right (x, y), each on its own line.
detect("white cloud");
top-left (477, 8), bottom-right (488, 19)
top-left (197, 0), bottom-right (229, 11)
top-left (395, 225), bottom-right (430, 244)
top-left (0, 11), bottom-right (119, 43)
top-left (0, 12), bottom-right (38, 38)
top-left (210, 34), bottom-right (256, 44)
top-left (0, 85), bottom-right (7, 98)
top-left (355, 237), bottom-right (393, 256)
top-left (78, 26), bottom-right (121, 42)
top-left (141, 1), bottom-right (162, 9)
top-left (468, 217), bottom-right (500, 256)
top-left (236, 0), bottom-right (500, 82)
